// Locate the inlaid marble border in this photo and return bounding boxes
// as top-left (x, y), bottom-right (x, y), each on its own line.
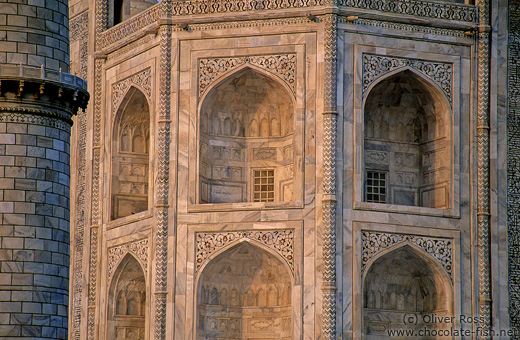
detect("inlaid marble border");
top-left (94, 0), bottom-right (476, 51)
top-left (509, 0), bottom-right (520, 330)
top-left (475, 0), bottom-right (491, 332)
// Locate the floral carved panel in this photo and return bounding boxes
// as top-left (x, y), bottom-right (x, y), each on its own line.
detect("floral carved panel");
top-left (363, 54), bottom-right (453, 103)
top-left (198, 54), bottom-right (296, 97)
top-left (112, 68), bottom-right (152, 114)
top-left (196, 229), bottom-right (294, 273)
top-left (108, 238), bottom-right (149, 280)
top-left (361, 231), bottom-right (453, 280)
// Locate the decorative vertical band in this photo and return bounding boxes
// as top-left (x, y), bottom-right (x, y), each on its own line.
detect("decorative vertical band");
top-left (476, 0), bottom-right (491, 330)
top-left (508, 0), bottom-right (520, 332)
top-left (92, 59), bottom-right (103, 223)
top-left (154, 24), bottom-right (171, 340)
top-left (71, 108), bottom-right (87, 340)
top-left (87, 227), bottom-right (99, 340)
top-left (70, 11), bottom-right (89, 339)
top-left (86, 58), bottom-right (104, 340)
top-left (322, 13), bottom-right (338, 340)
top-left (95, 0), bottom-right (108, 48)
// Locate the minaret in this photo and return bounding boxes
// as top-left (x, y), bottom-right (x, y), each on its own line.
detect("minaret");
top-left (0, 0), bottom-right (88, 338)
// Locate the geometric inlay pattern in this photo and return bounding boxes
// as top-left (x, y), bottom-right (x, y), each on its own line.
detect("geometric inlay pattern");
top-left (508, 0), bottom-right (520, 330)
top-left (361, 231), bottom-right (453, 280)
top-left (108, 238), bottom-right (149, 280)
top-left (363, 54), bottom-right (453, 103)
top-left (198, 54), bottom-right (296, 97)
top-left (196, 229), bottom-right (294, 273)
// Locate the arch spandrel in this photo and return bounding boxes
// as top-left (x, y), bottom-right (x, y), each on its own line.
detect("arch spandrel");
top-left (195, 230), bottom-right (295, 277)
top-left (198, 54), bottom-right (297, 99)
top-left (362, 54), bottom-right (453, 105)
top-left (361, 231), bottom-right (453, 281)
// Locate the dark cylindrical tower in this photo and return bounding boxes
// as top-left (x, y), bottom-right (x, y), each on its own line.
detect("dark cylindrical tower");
top-left (0, 0), bottom-right (88, 338)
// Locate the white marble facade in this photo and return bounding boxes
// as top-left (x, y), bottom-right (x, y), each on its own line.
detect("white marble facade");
top-left (67, 0), bottom-right (509, 339)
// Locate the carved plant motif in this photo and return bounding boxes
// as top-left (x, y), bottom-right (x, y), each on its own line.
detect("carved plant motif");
top-left (362, 231), bottom-right (453, 279)
top-left (199, 54), bottom-right (296, 97)
top-left (196, 230), bottom-right (294, 272)
top-left (363, 54), bottom-right (453, 102)
top-left (108, 239), bottom-right (149, 280)
top-left (112, 68), bottom-right (152, 114)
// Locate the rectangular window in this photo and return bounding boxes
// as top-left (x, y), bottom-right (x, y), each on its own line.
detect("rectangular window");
top-left (366, 171), bottom-right (387, 203)
top-left (253, 169), bottom-right (275, 202)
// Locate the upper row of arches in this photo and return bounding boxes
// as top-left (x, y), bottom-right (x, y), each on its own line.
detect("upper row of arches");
top-left (110, 65), bottom-right (452, 220)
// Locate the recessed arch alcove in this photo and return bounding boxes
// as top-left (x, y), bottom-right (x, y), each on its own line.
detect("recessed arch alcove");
top-left (363, 69), bottom-right (451, 208)
top-left (199, 67), bottom-right (296, 204)
top-left (107, 254), bottom-right (147, 340)
top-left (111, 86), bottom-right (150, 220)
top-left (363, 244), bottom-right (452, 339)
top-left (196, 242), bottom-right (293, 340)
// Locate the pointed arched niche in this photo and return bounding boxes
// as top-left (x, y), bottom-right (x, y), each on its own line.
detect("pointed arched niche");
top-left (112, 87), bottom-right (150, 220)
top-left (108, 254), bottom-right (147, 340)
top-left (197, 242), bottom-right (293, 340)
top-left (363, 245), bottom-right (452, 339)
top-left (199, 68), bottom-right (295, 204)
top-left (364, 70), bottom-right (451, 208)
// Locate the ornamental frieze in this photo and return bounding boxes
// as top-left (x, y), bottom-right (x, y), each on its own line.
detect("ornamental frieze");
top-left (198, 54), bottom-right (296, 97)
top-left (363, 54), bottom-right (453, 103)
top-left (361, 231), bottom-right (453, 280)
top-left (196, 230), bottom-right (294, 273)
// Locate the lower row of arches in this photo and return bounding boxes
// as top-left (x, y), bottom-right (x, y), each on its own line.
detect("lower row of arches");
top-left (106, 242), bottom-right (452, 339)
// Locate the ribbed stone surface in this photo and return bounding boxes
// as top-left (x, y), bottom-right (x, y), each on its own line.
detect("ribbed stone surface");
top-left (0, 0), bottom-right (70, 71)
top-left (0, 119), bottom-right (71, 339)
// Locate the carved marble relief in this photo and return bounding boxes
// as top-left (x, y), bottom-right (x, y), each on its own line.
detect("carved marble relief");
top-left (364, 70), bottom-right (451, 208)
top-left (199, 54), bottom-right (296, 97)
top-left (112, 87), bottom-right (151, 219)
top-left (363, 246), bottom-right (453, 338)
top-left (108, 238), bottom-right (149, 280)
top-left (112, 68), bottom-right (152, 114)
top-left (361, 231), bottom-right (453, 279)
top-left (197, 242), bottom-right (292, 340)
top-left (363, 54), bottom-right (453, 103)
top-left (196, 229), bottom-right (294, 273)
top-left (108, 255), bottom-right (147, 340)
top-left (199, 68), bottom-right (295, 203)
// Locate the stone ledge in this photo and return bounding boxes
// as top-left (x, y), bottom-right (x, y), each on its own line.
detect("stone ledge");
top-left (0, 64), bottom-right (87, 91)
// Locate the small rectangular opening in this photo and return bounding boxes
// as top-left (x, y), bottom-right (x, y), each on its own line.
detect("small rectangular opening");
top-left (253, 169), bottom-right (275, 202)
top-left (365, 171), bottom-right (387, 203)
